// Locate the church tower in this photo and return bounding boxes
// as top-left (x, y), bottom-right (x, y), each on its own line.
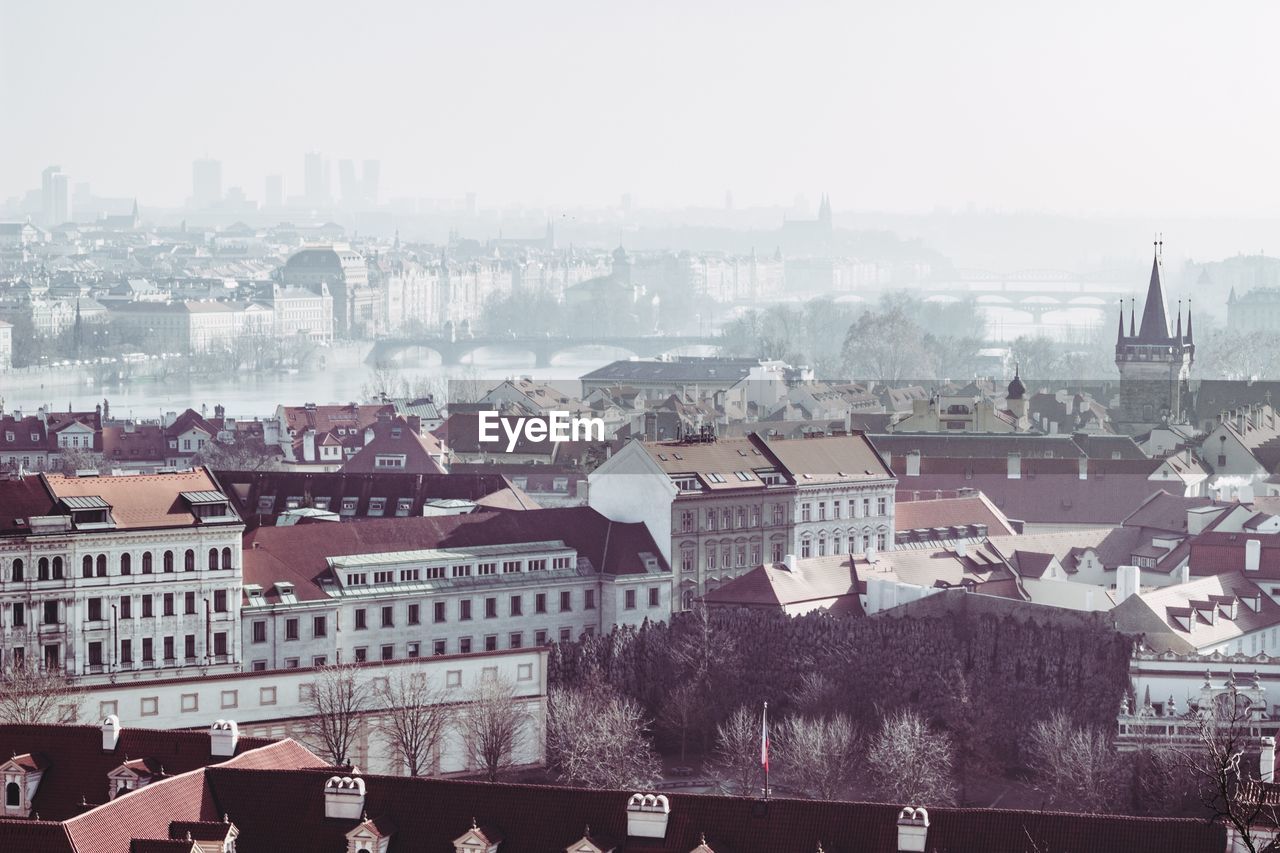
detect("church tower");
top-left (1114, 240), bottom-right (1194, 434)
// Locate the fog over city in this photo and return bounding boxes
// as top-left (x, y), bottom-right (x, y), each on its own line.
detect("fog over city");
top-left (8, 5), bottom-right (1280, 852)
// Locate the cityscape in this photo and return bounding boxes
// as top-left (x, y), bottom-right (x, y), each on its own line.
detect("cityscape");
top-left (5, 3), bottom-right (1280, 852)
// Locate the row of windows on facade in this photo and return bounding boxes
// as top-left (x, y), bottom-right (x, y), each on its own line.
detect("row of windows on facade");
top-left (258, 627), bottom-right (583, 670)
top-left (678, 496), bottom-right (888, 533)
top-left (343, 555), bottom-right (574, 586)
top-left (9, 630), bottom-right (230, 670)
top-left (677, 529), bottom-right (889, 570)
top-left (251, 586), bottom-right (662, 643)
top-left (4, 589), bottom-right (233, 629)
top-left (5, 548), bottom-right (234, 582)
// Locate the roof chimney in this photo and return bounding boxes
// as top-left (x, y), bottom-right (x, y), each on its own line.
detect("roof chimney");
top-left (897, 807), bottom-right (930, 853)
top-left (626, 793), bottom-right (670, 839)
top-left (905, 451), bottom-right (920, 477)
top-left (1246, 538), bottom-right (1261, 572)
top-left (324, 775), bottom-right (366, 820)
top-left (1263, 737), bottom-right (1276, 784)
top-left (101, 715), bottom-right (122, 751)
top-left (782, 553), bottom-right (797, 572)
top-left (1078, 456), bottom-right (1088, 481)
top-left (1007, 452), bottom-right (1021, 480)
top-left (1116, 565), bottom-right (1140, 603)
top-left (210, 719), bottom-right (239, 757)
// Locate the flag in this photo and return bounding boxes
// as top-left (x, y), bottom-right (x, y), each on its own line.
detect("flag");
top-left (761, 701), bottom-right (769, 771)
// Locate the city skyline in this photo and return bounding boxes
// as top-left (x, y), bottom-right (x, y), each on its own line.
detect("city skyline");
top-left (6, 1), bottom-right (1280, 215)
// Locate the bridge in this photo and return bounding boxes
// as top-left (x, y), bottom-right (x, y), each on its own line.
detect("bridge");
top-left (367, 334), bottom-right (722, 367)
top-left (919, 269), bottom-right (1137, 324)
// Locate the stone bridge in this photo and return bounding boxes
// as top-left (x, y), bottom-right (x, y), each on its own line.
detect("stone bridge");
top-left (367, 334), bottom-right (721, 367)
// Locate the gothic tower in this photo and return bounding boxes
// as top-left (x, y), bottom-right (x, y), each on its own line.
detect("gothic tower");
top-left (1113, 241), bottom-right (1194, 434)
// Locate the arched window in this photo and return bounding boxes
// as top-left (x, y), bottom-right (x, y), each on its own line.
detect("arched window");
top-left (817, 534), bottom-right (827, 557)
top-left (82, 555), bottom-right (93, 578)
top-left (142, 552), bottom-right (153, 574)
top-left (184, 550), bottom-right (195, 572)
top-left (4, 780), bottom-right (19, 808)
top-left (52, 556), bottom-right (63, 579)
top-left (800, 534), bottom-right (812, 559)
top-left (120, 553), bottom-right (132, 575)
top-left (11, 559), bottom-right (23, 582)
top-left (37, 557), bottom-right (49, 581)
top-left (164, 551), bottom-right (174, 573)
top-left (208, 548), bottom-right (218, 571)
top-left (96, 554), bottom-right (107, 577)
top-left (682, 588), bottom-right (695, 611)
top-left (221, 547), bottom-right (232, 571)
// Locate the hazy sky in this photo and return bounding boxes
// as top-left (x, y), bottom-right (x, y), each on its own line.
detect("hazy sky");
top-left (4, 1), bottom-right (1280, 214)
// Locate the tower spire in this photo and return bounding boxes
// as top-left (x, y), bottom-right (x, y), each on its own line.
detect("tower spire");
top-left (1129, 298), bottom-right (1136, 336)
top-left (1136, 242), bottom-right (1171, 341)
top-left (1187, 298), bottom-right (1194, 343)
top-left (1117, 299), bottom-right (1125, 343)
top-left (1176, 299), bottom-right (1182, 339)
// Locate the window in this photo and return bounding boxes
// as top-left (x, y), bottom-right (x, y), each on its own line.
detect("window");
top-left (184, 591), bottom-right (196, 615)
top-left (832, 500), bottom-right (841, 520)
top-left (381, 606), bottom-right (394, 627)
top-left (38, 557), bottom-right (49, 580)
top-left (509, 632), bottom-right (523, 648)
top-left (10, 558), bottom-right (22, 582)
top-left (801, 502), bottom-right (812, 521)
top-left (773, 504), bottom-right (785, 525)
top-left (585, 589), bottom-right (596, 610)
top-left (485, 635), bottom-right (498, 651)
top-left (707, 545), bottom-right (717, 569)
top-left (12, 603), bottom-right (24, 627)
top-left (485, 597), bottom-right (497, 618)
top-left (510, 595), bottom-right (523, 616)
top-left (876, 531), bottom-right (887, 550)
top-left (163, 594), bottom-right (174, 616)
top-left (142, 552), bottom-right (153, 574)
top-left (313, 616), bottom-right (327, 637)
top-left (380, 644), bottom-right (394, 661)
top-left (407, 642), bottom-right (420, 658)
top-left (681, 548), bottom-right (695, 573)
top-left (433, 640), bottom-right (447, 656)
top-left (96, 554), bottom-right (106, 577)
top-left (681, 510), bottom-right (695, 532)
top-left (119, 597), bottom-right (132, 619)
top-left (221, 547), bottom-right (232, 571)
top-left (142, 595), bottom-right (153, 618)
top-left (817, 502), bottom-right (826, 521)
top-left (434, 602), bottom-right (446, 623)
top-left (163, 636), bottom-right (175, 661)
top-left (120, 553), bottom-right (132, 575)
top-left (528, 559), bottom-right (546, 572)
top-left (213, 590), bottom-right (228, 613)
top-left (285, 657), bottom-right (300, 669)
top-left (184, 549), bottom-right (195, 572)
top-left (460, 600), bottom-right (472, 621)
top-left (184, 634), bottom-right (196, 660)
top-left (535, 593), bottom-right (547, 613)
top-left (285, 617), bottom-right (298, 640)
top-left (625, 589), bottom-right (637, 610)
top-left (535, 629), bottom-right (548, 645)
top-left (451, 564), bottom-right (471, 578)
top-left (354, 647), bottom-right (368, 662)
top-left (142, 638), bottom-right (153, 662)
top-left (120, 639), bottom-right (132, 664)
top-left (459, 638), bottom-right (472, 654)
top-left (750, 506), bottom-right (761, 526)
top-left (559, 590), bottom-right (572, 612)
top-left (88, 598), bottom-right (103, 621)
top-left (164, 551), bottom-right (174, 573)
top-left (354, 609), bottom-right (368, 630)
top-left (649, 587), bottom-right (660, 607)
top-left (252, 621), bottom-right (267, 643)
top-left (88, 642), bottom-right (103, 667)
top-left (208, 548), bottom-right (218, 571)
top-left (502, 560), bottom-right (521, 574)
top-left (559, 627), bottom-right (572, 643)
top-left (408, 604), bottom-right (420, 625)
top-left (801, 537), bottom-right (812, 559)
top-left (213, 632), bottom-right (227, 656)
top-left (312, 656), bottom-right (327, 667)
top-left (478, 562), bottom-right (497, 575)
top-left (877, 496), bottom-right (887, 516)
top-left (553, 556), bottom-right (573, 570)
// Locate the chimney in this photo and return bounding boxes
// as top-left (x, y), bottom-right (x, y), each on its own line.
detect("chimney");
top-left (303, 428), bottom-right (317, 462)
top-left (210, 719), bottom-right (239, 757)
top-left (1246, 538), bottom-right (1261, 572)
top-left (866, 540), bottom-right (878, 563)
top-left (1116, 565), bottom-right (1140, 603)
top-left (1007, 452), bottom-right (1021, 480)
top-left (905, 451), bottom-right (920, 477)
top-left (1240, 482), bottom-right (1256, 505)
top-left (626, 793), bottom-right (670, 839)
top-left (363, 426), bottom-right (375, 446)
top-left (101, 714), bottom-right (122, 751)
top-left (1078, 457), bottom-right (1088, 481)
top-left (782, 553), bottom-right (797, 571)
top-left (323, 775), bottom-right (366, 820)
top-left (407, 415), bottom-right (422, 435)
top-left (1263, 737), bottom-right (1276, 784)
top-left (897, 807), bottom-right (930, 853)
top-left (955, 540), bottom-right (968, 558)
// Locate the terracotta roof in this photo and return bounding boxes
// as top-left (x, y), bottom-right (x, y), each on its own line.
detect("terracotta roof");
top-left (1114, 572), bottom-right (1280, 653)
top-left (340, 416), bottom-right (447, 475)
top-left (242, 507), bottom-right (667, 603)
top-left (433, 413), bottom-right (560, 457)
top-left (703, 555), bottom-right (863, 611)
top-left (1120, 491), bottom-right (1230, 534)
top-left (850, 541), bottom-right (1022, 594)
top-left (893, 493), bottom-right (1017, 537)
top-left (102, 424), bottom-right (168, 462)
top-left (0, 474), bottom-right (57, 533)
top-left (581, 357), bottom-right (759, 384)
top-left (43, 468), bottom-right (239, 530)
top-left (0, 414), bottom-right (51, 452)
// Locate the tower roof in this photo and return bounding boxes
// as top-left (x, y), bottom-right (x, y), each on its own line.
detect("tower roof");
top-left (1136, 252), bottom-right (1171, 342)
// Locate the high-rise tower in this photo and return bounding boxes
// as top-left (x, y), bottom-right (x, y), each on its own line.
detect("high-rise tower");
top-left (1113, 241), bottom-right (1194, 433)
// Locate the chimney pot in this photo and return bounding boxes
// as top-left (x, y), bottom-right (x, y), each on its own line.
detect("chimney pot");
top-left (897, 807), bottom-right (930, 853)
top-left (323, 775), bottom-right (367, 820)
top-left (1263, 737), bottom-right (1276, 784)
top-left (1246, 538), bottom-right (1262, 572)
top-left (210, 718), bottom-right (239, 757)
top-left (782, 553), bottom-right (797, 571)
top-left (101, 715), bottom-right (122, 751)
top-left (626, 793), bottom-right (670, 839)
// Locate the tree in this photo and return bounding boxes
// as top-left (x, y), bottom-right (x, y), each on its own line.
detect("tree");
top-left (459, 676), bottom-right (523, 782)
top-left (547, 684), bottom-right (661, 789)
top-left (0, 661), bottom-right (80, 724)
top-left (301, 664), bottom-right (374, 765)
top-left (866, 710), bottom-right (957, 806)
top-left (374, 671), bottom-right (450, 776)
top-left (658, 682), bottom-right (702, 763)
top-left (841, 306), bottom-right (932, 382)
top-left (1026, 710), bottom-right (1121, 813)
top-left (706, 705), bottom-right (766, 796)
top-left (57, 446), bottom-right (104, 476)
top-left (775, 714), bottom-right (859, 800)
top-left (193, 434), bottom-right (281, 471)
top-left (1008, 335), bottom-right (1061, 381)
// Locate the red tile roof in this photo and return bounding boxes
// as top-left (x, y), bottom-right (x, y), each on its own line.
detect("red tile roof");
top-left (340, 416), bottom-right (446, 475)
top-left (893, 493), bottom-right (1017, 537)
top-left (44, 468), bottom-right (239, 530)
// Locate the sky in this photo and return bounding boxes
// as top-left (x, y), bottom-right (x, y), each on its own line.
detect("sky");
top-left (4, 0), bottom-right (1280, 214)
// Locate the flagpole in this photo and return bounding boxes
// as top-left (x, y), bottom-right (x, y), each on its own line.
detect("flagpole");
top-left (762, 700), bottom-right (770, 800)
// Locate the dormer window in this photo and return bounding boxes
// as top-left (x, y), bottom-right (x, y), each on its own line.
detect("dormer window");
top-left (346, 816), bottom-right (395, 853)
top-left (107, 757), bottom-right (163, 800)
top-left (1, 752), bottom-right (48, 817)
top-left (453, 820), bottom-right (503, 853)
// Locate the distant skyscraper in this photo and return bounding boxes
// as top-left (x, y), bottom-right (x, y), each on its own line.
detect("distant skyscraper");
top-left (192, 158), bottom-right (223, 208)
top-left (41, 166), bottom-right (72, 226)
top-left (338, 159), bottom-right (358, 207)
top-left (361, 159), bottom-right (380, 207)
top-left (304, 151), bottom-right (330, 207)
top-left (265, 174), bottom-right (284, 209)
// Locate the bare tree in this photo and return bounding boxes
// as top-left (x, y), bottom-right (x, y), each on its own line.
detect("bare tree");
top-left (776, 714), bottom-right (860, 800)
top-left (1026, 710), bottom-right (1120, 813)
top-left (547, 685), bottom-right (661, 789)
top-left (706, 705), bottom-right (765, 796)
top-left (866, 709), bottom-right (957, 806)
top-left (459, 676), bottom-right (523, 781)
top-left (669, 602), bottom-right (738, 750)
top-left (658, 682), bottom-right (702, 763)
top-left (1173, 684), bottom-right (1278, 853)
top-left (57, 447), bottom-right (104, 476)
top-left (301, 664), bottom-right (374, 765)
top-left (374, 671), bottom-right (450, 776)
top-left (790, 671), bottom-right (840, 717)
top-left (0, 661), bottom-right (80, 724)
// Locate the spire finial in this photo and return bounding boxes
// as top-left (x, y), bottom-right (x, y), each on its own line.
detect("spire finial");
top-left (1129, 298), bottom-right (1136, 336)
top-left (1176, 299), bottom-right (1183, 339)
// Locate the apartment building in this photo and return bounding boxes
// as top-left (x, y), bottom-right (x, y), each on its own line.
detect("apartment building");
top-left (0, 468), bottom-right (245, 682)
top-left (239, 507), bottom-right (669, 669)
top-left (588, 432), bottom-right (896, 610)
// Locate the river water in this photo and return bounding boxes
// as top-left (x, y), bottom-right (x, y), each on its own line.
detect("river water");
top-left (2, 344), bottom-right (638, 419)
